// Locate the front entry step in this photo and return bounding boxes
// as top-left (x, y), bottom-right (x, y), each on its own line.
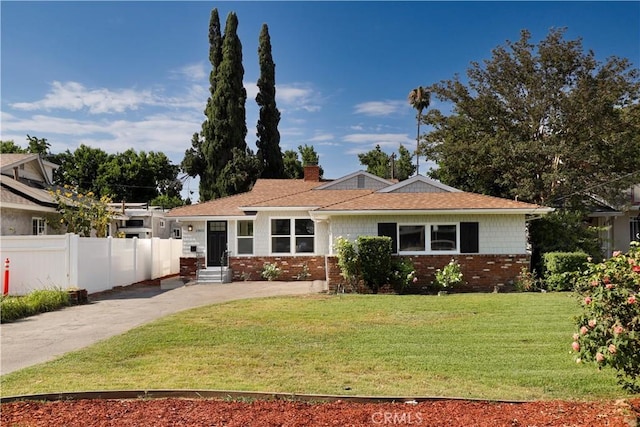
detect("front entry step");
top-left (197, 268), bottom-right (232, 284)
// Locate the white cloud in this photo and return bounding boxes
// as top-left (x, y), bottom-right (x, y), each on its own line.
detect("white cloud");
top-left (244, 81), bottom-right (259, 101)
top-left (276, 83), bottom-right (322, 112)
top-left (10, 81), bottom-right (155, 114)
top-left (354, 100), bottom-right (405, 116)
top-left (309, 133), bottom-right (334, 142)
top-left (170, 63), bottom-right (207, 81)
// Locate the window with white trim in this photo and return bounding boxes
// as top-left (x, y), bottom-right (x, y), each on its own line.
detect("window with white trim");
top-left (237, 220), bottom-right (254, 254)
top-left (270, 218), bottom-right (315, 254)
top-left (397, 223), bottom-right (459, 253)
top-left (32, 217), bottom-right (46, 235)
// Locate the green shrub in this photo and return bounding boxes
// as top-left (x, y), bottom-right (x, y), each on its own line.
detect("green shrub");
top-left (433, 258), bottom-right (464, 291)
top-left (334, 236), bottom-right (360, 292)
top-left (514, 267), bottom-right (541, 292)
top-left (1, 289), bottom-right (70, 323)
top-left (572, 242), bottom-right (640, 392)
top-left (356, 236), bottom-right (392, 293)
top-left (543, 252), bottom-right (589, 291)
top-left (389, 257), bottom-right (417, 294)
top-left (261, 262), bottom-right (281, 281)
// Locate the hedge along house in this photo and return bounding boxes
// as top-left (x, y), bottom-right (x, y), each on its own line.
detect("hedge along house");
top-left (167, 166), bottom-right (553, 291)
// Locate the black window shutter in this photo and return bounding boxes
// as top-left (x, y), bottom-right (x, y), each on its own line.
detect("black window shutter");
top-left (378, 223), bottom-right (397, 253)
top-left (460, 222), bottom-right (479, 253)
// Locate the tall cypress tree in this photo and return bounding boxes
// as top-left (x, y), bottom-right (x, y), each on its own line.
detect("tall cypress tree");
top-left (256, 24), bottom-right (284, 178)
top-left (182, 8), bottom-right (223, 201)
top-left (210, 12), bottom-right (260, 198)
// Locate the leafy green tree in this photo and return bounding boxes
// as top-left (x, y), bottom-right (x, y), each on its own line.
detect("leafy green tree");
top-left (26, 135), bottom-right (50, 155)
top-left (182, 8), bottom-right (223, 199)
top-left (358, 144), bottom-right (416, 180)
top-left (298, 144), bottom-right (323, 178)
top-left (49, 186), bottom-right (115, 237)
top-left (96, 150), bottom-right (181, 202)
top-left (283, 149), bottom-right (303, 179)
top-left (395, 144), bottom-right (416, 180)
top-left (0, 140), bottom-right (26, 153)
top-left (149, 194), bottom-right (184, 210)
top-left (50, 145), bottom-right (111, 193)
top-left (256, 23), bottom-right (284, 179)
top-left (407, 86), bottom-right (430, 175)
top-left (423, 28), bottom-right (640, 209)
top-left (358, 145), bottom-right (390, 178)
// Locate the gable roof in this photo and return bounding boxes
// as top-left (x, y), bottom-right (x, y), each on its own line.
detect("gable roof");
top-left (168, 173), bottom-right (552, 219)
top-left (314, 170), bottom-right (393, 190)
top-left (0, 175), bottom-right (57, 212)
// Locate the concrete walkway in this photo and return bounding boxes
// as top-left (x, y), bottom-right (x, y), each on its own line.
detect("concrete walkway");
top-left (0, 279), bottom-right (327, 376)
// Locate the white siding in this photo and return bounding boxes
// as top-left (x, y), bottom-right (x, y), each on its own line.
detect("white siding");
top-left (328, 214), bottom-right (527, 255)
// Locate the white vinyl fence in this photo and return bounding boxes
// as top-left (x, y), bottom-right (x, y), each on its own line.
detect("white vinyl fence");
top-left (0, 234), bottom-right (182, 295)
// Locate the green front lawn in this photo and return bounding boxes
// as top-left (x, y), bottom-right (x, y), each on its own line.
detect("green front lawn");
top-left (1, 293), bottom-right (632, 400)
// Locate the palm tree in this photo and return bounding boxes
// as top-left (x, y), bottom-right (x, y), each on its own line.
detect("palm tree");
top-left (407, 86), bottom-right (430, 175)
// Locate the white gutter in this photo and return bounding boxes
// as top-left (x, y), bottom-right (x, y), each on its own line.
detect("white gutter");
top-left (311, 208), bottom-right (554, 217)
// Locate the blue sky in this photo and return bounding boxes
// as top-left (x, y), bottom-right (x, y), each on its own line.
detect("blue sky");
top-left (2, 1), bottom-right (638, 201)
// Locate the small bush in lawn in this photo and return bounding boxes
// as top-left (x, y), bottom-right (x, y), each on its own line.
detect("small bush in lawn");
top-left (572, 242), bottom-right (640, 392)
top-left (514, 267), bottom-right (540, 292)
top-left (433, 259), bottom-right (464, 291)
top-left (389, 258), bottom-right (418, 294)
top-left (334, 236), bottom-right (360, 292)
top-left (261, 262), bottom-right (281, 281)
top-left (357, 236), bottom-right (392, 293)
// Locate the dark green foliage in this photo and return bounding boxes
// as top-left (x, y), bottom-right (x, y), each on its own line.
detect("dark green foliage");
top-left (283, 145), bottom-right (324, 179)
top-left (195, 10), bottom-right (259, 200)
top-left (543, 251), bottom-right (590, 291)
top-left (424, 28), bottom-right (640, 208)
top-left (389, 257), bottom-right (416, 294)
top-left (356, 235), bottom-right (392, 293)
top-left (283, 150), bottom-right (303, 179)
top-left (256, 24), bottom-right (284, 179)
top-left (298, 144), bottom-right (323, 177)
top-left (51, 144), bottom-right (110, 193)
top-left (529, 210), bottom-right (603, 274)
top-left (358, 144), bottom-right (415, 180)
top-left (95, 149), bottom-right (181, 202)
top-left (1, 289), bottom-right (70, 323)
top-left (1, 140), bottom-right (27, 153)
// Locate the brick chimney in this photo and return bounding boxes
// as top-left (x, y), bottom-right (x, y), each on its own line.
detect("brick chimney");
top-left (303, 165), bottom-right (320, 182)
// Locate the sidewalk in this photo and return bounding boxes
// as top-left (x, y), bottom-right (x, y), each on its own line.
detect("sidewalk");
top-left (0, 280), bottom-right (327, 376)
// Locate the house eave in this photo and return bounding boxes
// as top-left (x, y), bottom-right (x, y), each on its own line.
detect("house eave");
top-left (311, 208), bottom-right (554, 217)
top-left (0, 202), bottom-right (58, 213)
top-left (168, 215), bottom-right (258, 222)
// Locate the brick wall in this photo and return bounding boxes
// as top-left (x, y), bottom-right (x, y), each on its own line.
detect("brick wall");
top-left (179, 257), bottom-right (204, 281)
top-left (326, 254), bottom-right (528, 293)
top-left (230, 256), bottom-right (326, 281)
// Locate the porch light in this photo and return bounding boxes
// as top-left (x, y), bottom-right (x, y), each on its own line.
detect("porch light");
top-left (187, 224), bottom-right (193, 232)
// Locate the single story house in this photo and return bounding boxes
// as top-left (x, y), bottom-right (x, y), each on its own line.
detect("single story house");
top-left (167, 166), bottom-right (553, 291)
top-left (1, 153), bottom-right (60, 235)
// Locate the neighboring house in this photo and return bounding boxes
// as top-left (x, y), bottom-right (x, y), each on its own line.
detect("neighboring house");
top-left (588, 184), bottom-right (640, 258)
top-left (108, 202), bottom-right (179, 239)
top-left (0, 153), bottom-right (60, 236)
top-left (167, 166), bottom-right (553, 291)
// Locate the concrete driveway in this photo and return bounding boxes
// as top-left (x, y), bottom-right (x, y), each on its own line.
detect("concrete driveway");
top-left (0, 279), bottom-right (327, 376)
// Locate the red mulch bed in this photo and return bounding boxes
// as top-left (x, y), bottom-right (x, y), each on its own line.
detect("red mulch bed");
top-left (2, 398), bottom-right (639, 426)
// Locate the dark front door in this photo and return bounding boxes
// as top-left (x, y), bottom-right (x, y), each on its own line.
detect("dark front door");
top-left (207, 221), bottom-right (228, 267)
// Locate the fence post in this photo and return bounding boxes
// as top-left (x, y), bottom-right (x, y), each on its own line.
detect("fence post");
top-left (3, 258), bottom-right (9, 295)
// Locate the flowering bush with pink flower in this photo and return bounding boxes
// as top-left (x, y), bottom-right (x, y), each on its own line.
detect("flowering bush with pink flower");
top-left (572, 241), bottom-right (640, 392)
